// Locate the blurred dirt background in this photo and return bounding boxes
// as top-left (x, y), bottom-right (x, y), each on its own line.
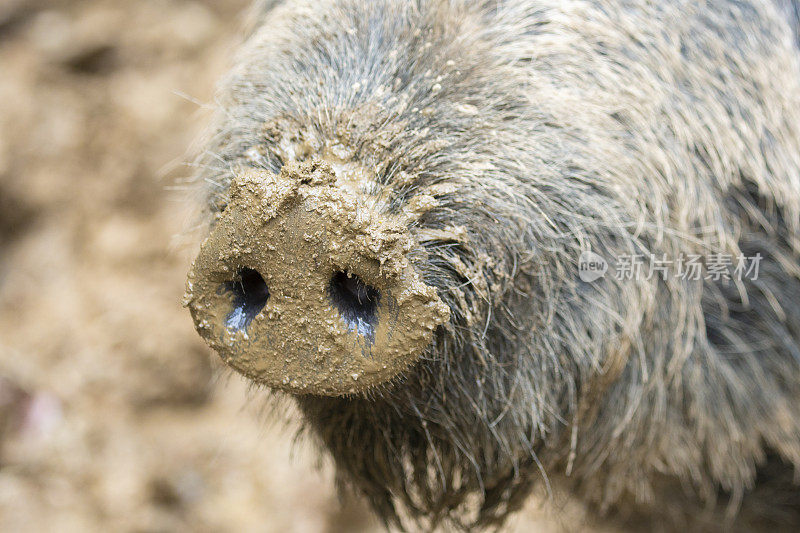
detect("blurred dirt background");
top-left (0, 1), bottom-right (600, 531)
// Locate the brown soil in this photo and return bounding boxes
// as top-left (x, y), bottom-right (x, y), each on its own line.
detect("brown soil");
top-left (0, 1), bottom-right (602, 531)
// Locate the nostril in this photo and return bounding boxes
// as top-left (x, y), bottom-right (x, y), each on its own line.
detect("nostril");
top-left (223, 267), bottom-right (270, 332)
top-left (329, 271), bottom-right (381, 343)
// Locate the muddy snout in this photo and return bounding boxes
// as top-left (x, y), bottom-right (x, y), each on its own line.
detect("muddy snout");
top-left (185, 161), bottom-right (450, 395)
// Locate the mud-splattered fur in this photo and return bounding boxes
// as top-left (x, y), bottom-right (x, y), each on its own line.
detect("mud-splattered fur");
top-left (193, 0), bottom-right (800, 530)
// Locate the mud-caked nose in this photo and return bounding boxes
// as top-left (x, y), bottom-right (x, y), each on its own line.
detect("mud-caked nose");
top-left (185, 160), bottom-right (450, 395)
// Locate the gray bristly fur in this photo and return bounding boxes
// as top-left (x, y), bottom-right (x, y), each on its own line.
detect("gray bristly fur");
top-left (192, 0), bottom-right (800, 530)
top-left (776, 0), bottom-right (800, 45)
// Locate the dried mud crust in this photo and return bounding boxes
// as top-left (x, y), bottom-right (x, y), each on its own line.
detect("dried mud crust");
top-left (186, 160), bottom-right (450, 395)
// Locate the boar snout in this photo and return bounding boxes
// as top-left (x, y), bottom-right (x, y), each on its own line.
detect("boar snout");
top-left (184, 160), bottom-right (449, 396)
